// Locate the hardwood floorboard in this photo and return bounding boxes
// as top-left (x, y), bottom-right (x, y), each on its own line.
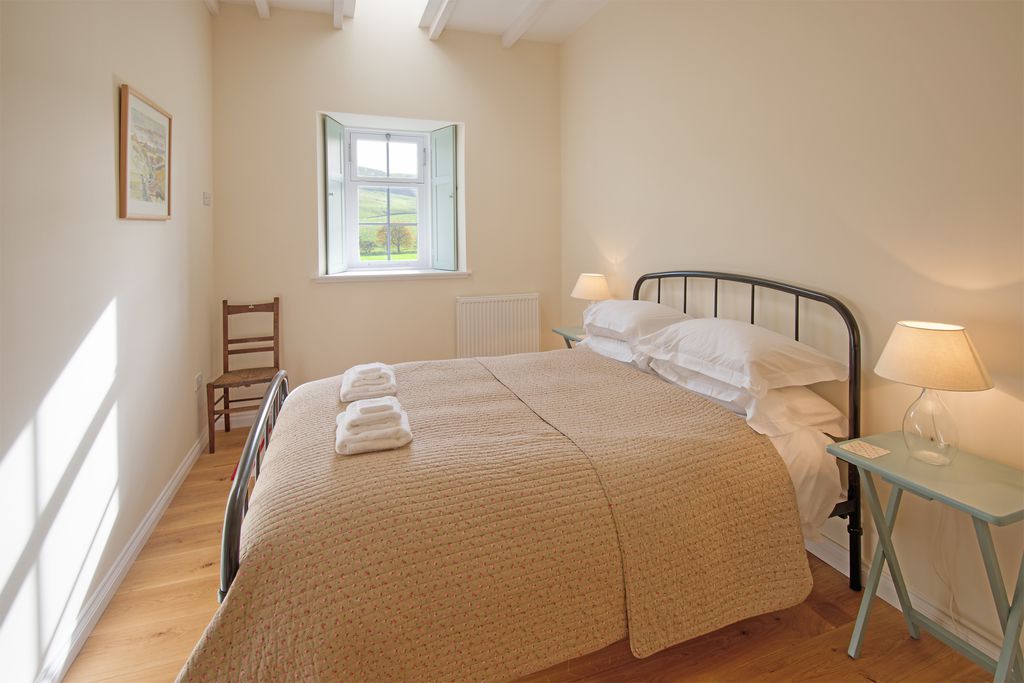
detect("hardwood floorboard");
top-left (65, 427), bottom-right (988, 682)
top-left (89, 577), bottom-right (218, 636)
top-left (66, 612), bottom-right (217, 682)
top-left (62, 431), bottom-right (247, 683)
top-left (142, 521), bottom-right (224, 557)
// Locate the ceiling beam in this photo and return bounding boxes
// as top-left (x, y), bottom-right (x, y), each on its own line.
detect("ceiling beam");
top-left (418, 0), bottom-right (443, 29)
top-left (332, 0), bottom-right (355, 29)
top-left (202, 0), bottom-right (219, 16)
top-left (254, 0), bottom-right (270, 19)
top-left (428, 0), bottom-right (457, 41)
top-left (502, 0), bottom-right (550, 48)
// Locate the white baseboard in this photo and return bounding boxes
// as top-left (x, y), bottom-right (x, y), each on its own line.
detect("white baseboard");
top-left (805, 534), bottom-right (1003, 660)
top-left (37, 429), bottom-right (209, 683)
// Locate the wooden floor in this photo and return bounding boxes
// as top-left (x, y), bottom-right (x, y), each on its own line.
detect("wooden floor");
top-left (65, 428), bottom-right (987, 683)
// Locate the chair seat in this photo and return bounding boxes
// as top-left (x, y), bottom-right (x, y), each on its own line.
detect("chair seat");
top-left (211, 366), bottom-right (278, 389)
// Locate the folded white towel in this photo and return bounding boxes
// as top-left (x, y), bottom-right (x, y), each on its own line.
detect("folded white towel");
top-left (341, 383), bottom-right (396, 402)
top-left (350, 362), bottom-right (390, 379)
top-left (343, 412), bottom-right (401, 434)
top-left (336, 413), bottom-right (412, 455)
top-left (350, 372), bottom-right (394, 388)
top-left (338, 433), bottom-right (412, 456)
top-left (340, 399), bottom-right (402, 433)
top-left (352, 396), bottom-right (400, 416)
top-left (338, 412), bottom-right (410, 444)
top-left (342, 386), bottom-right (395, 402)
top-left (341, 369), bottom-right (396, 402)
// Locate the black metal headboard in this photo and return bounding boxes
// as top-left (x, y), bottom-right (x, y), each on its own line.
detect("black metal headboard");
top-left (633, 270), bottom-right (861, 438)
top-left (633, 270), bottom-right (864, 590)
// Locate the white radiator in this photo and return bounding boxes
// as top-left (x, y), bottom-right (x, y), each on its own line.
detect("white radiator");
top-left (456, 293), bottom-right (540, 358)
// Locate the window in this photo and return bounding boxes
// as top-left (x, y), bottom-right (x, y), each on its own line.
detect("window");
top-left (322, 116), bottom-right (459, 275)
top-left (349, 131), bottom-right (427, 268)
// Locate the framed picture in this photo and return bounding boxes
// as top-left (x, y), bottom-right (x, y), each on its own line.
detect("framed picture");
top-left (119, 84), bottom-right (172, 220)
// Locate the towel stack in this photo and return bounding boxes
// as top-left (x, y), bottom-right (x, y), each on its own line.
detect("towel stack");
top-left (336, 395), bottom-right (412, 455)
top-left (340, 362), bottom-right (396, 402)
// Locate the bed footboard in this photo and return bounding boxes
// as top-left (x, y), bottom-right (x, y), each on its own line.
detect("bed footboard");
top-left (218, 369), bottom-right (289, 602)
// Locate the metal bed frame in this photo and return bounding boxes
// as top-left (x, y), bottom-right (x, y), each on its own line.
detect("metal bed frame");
top-left (218, 369), bottom-right (289, 603)
top-left (218, 272), bottom-right (863, 601)
top-left (633, 270), bottom-right (863, 590)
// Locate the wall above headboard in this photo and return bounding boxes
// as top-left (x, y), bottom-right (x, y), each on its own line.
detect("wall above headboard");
top-left (560, 0), bottom-right (1022, 465)
top-left (560, 0), bottom-right (1022, 655)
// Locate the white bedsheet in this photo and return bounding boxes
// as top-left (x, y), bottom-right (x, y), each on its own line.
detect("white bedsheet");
top-left (768, 429), bottom-right (843, 539)
top-left (645, 366), bottom-right (844, 536)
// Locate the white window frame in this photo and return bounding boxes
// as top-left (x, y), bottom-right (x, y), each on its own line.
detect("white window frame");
top-left (343, 129), bottom-right (431, 270)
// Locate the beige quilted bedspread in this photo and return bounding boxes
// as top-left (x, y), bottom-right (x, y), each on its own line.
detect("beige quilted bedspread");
top-left (177, 350), bottom-right (811, 682)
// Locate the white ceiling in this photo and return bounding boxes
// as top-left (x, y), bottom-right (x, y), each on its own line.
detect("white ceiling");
top-left (214, 0), bottom-right (607, 46)
top-left (223, 0), bottom-right (334, 12)
top-left (431, 0), bottom-right (607, 44)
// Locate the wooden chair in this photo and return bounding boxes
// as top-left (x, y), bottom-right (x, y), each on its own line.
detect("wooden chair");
top-left (206, 298), bottom-right (280, 453)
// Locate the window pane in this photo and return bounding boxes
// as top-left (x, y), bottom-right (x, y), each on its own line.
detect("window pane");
top-left (358, 186), bottom-right (388, 222)
top-left (359, 224), bottom-right (387, 261)
top-left (356, 186), bottom-right (419, 263)
top-left (390, 225), bottom-right (418, 260)
top-left (389, 186), bottom-right (418, 224)
top-left (389, 141), bottom-right (419, 179)
top-left (356, 138), bottom-right (387, 177)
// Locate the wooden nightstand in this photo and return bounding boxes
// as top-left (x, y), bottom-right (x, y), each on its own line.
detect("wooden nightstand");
top-left (827, 432), bottom-right (1024, 683)
top-left (552, 326), bottom-right (585, 349)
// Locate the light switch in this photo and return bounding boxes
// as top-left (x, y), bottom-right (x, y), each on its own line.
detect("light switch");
top-left (203, 192), bottom-right (212, 207)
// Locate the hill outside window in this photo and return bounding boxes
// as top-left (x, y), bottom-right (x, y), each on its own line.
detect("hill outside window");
top-left (323, 115), bottom-right (458, 274)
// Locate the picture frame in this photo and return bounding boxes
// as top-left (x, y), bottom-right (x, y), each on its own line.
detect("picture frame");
top-left (119, 84), bottom-right (172, 220)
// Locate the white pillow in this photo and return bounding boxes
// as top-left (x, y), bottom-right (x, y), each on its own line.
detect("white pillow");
top-left (649, 359), bottom-right (848, 438)
top-left (583, 300), bottom-right (690, 344)
top-left (637, 317), bottom-right (847, 397)
top-left (746, 386), bottom-right (849, 438)
top-left (578, 335), bottom-right (635, 364)
top-left (649, 359), bottom-right (748, 409)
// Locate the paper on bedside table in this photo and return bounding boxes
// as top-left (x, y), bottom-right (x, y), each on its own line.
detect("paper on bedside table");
top-left (841, 440), bottom-right (890, 459)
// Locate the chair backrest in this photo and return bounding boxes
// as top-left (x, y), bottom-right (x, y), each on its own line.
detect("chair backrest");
top-left (222, 297), bottom-right (280, 372)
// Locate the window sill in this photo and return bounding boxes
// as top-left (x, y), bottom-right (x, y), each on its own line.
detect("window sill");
top-left (313, 269), bottom-right (472, 283)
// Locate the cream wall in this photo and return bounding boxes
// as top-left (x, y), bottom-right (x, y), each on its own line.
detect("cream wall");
top-left (561, 0), bottom-right (1023, 648)
top-left (212, 0), bottom-right (562, 386)
top-left (0, 2), bottom-right (214, 680)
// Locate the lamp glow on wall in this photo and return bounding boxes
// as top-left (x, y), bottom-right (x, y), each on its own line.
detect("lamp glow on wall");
top-left (571, 273), bottom-right (611, 306)
top-left (874, 321), bottom-right (992, 465)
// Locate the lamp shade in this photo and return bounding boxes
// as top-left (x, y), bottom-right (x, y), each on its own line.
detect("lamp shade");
top-left (874, 321), bottom-right (992, 392)
top-left (570, 273), bottom-right (611, 301)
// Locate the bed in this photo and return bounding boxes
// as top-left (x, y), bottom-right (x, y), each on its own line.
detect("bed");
top-left (178, 271), bottom-right (862, 682)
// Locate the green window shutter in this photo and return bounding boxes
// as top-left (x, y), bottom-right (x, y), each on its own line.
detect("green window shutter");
top-left (431, 125), bottom-right (457, 271)
top-left (324, 115), bottom-right (346, 274)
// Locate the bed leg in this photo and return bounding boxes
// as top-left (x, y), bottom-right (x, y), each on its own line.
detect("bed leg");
top-left (848, 464), bottom-right (863, 591)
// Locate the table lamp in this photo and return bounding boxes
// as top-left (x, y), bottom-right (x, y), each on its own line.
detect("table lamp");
top-left (874, 321), bottom-right (992, 465)
top-left (570, 273), bottom-right (611, 306)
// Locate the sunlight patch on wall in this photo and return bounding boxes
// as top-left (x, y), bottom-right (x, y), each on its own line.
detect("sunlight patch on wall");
top-left (36, 300), bottom-right (117, 506)
top-left (38, 406), bottom-right (120, 665)
top-left (0, 299), bottom-right (121, 682)
top-left (0, 424), bottom-right (35, 590)
top-left (0, 567), bottom-right (38, 683)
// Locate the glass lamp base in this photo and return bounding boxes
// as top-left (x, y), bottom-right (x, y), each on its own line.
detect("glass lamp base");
top-left (902, 388), bottom-right (958, 466)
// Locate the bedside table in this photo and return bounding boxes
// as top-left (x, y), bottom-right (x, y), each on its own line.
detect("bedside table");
top-left (552, 326), bottom-right (585, 349)
top-left (828, 432), bottom-right (1024, 683)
